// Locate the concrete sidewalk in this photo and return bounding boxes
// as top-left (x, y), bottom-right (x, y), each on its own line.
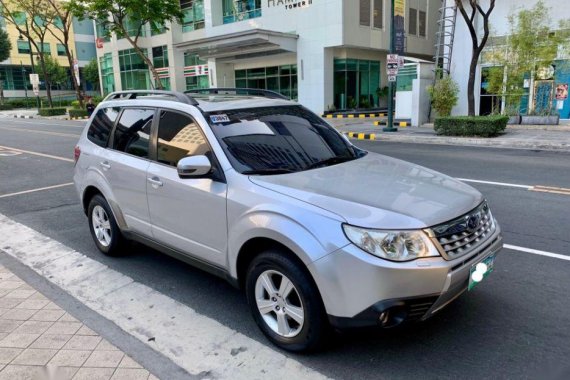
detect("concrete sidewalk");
top-left (331, 119), bottom-right (570, 151)
top-left (0, 265), bottom-right (158, 380)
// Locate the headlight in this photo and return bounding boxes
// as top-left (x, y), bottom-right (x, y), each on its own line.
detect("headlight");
top-left (342, 224), bottom-right (439, 262)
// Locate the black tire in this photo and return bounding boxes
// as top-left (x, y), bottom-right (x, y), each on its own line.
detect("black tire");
top-left (245, 250), bottom-right (328, 352)
top-left (87, 194), bottom-right (126, 256)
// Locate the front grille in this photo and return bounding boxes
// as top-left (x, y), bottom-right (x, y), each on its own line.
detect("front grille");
top-left (430, 202), bottom-right (496, 260)
top-left (406, 297), bottom-right (438, 321)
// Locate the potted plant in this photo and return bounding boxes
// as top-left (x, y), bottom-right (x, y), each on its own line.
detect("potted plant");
top-left (376, 86), bottom-right (389, 108)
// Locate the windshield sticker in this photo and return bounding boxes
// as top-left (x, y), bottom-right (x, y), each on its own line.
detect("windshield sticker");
top-left (210, 114), bottom-right (230, 123)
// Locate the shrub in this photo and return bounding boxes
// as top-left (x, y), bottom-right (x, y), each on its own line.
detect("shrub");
top-left (71, 100), bottom-right (81, 109)
top-left (427, 75), bottom-right (459, 117)
top-left (38, 107), bottom-right (67, 117)
top-left (7, 98), bottom-right (37, 108)
top-left (434, 116), bottom-right (509, 137)
top-left (0, 104), bottom-right (14, 110)
top-left (69, 109), bottom-right (88, 118)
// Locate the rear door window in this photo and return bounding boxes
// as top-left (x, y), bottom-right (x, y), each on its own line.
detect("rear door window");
top-left (112, 108), bottom-right (154, 159)
top-left (87, 108), bottom-right (120, 147)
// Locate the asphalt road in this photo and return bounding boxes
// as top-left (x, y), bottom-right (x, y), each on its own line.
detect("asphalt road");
top-left (1, 117), bottom-right (569, 379)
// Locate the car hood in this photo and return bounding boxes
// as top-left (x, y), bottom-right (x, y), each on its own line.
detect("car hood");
top-left (249, 152), bottom-right (484, 229)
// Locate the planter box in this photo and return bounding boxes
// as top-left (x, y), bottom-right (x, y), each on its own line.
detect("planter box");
top-left (507, 116), bottom-right (521, 125)
top-left (521, 115), bottom-right (560, 125)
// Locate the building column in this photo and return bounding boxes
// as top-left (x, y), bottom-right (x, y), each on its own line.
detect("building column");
top-left (208, 59), bottom-right (235, 88)
top-left (111, 50), bottom-right (122, 91)
top-left (297, 45), bottom-right (334, 115)
top-left (171, 48), bottom-right (186, 92)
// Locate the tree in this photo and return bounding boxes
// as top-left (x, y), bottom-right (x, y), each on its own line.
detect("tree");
top-left (0, 28), bottom-right (12, 104)
top-left (486, 1), bottom-right (570, 115)
top-left (68, 0), bottom-right (183, 90)
top-left (0, 0), bottom-right (58, 107)
top-left (455, 0), bottom-right (496, 116)
top-left (427, 75), bottom-right (459, 117)
top-left (83, 58), bottom-right (100, 92)
top-left (42, 55), bottom-right (67, 90)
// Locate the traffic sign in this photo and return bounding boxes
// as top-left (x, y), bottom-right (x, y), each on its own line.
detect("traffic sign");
top-left (32, 83), bottom-right (39, 96)
top-left (388, 75), bottom-right (397, 82)
top-left (387, 54), bottom-right (399, 76)
top-left (29, 74), bottom-right (39, 85)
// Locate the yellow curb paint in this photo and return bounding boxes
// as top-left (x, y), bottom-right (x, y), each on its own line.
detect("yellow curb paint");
top-left (337, 115), bottom-right (344, 119)
top-left (399, 122), bottom-right (407, 127)
top-left (359, 115), bottom-right (366, 118)
top-left (357, 133), bottom-right (364, 139)
top-left (326, 115), bottom-right (333, 118)
top-left (370, 134), bottom-right (376, 140)
top-left (348, 115), bottom-right (355, 118)
top-left (369, 114), bottom-right (376, 118)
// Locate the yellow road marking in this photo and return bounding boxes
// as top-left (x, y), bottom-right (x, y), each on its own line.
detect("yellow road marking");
top-left (530, 185), bottom-right (570, 195)
top-left (0, 145), bottom-right (74, 163)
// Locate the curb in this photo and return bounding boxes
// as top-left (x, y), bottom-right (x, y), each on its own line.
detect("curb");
top-left (323, 113), bottom-right (389, 119)
top-left (67, 116), bottom-right (89, 120)
top-left (373, 121), bottom-right (411, 127)
top-left (344, 132), bottom-right (377, 140)
top-left (13, 115), bottom-right (34, 119)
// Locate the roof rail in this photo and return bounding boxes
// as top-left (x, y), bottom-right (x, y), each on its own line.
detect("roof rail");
top-left (184, 88), bottom-right (289, 100)
top-left (103, 90), bottom-right (199, 106)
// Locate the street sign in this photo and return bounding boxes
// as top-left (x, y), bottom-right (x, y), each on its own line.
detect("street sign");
top-left (29, 74), bottom-right (39, 85)
top-left (398, 56), bottom-right (405, 68)
top-left (32, 83), bottom-right (39, 96)
top-left (387, 54), bottom-right (399, 76)
top-left (73, 59), bottom-right (81, 86)
top-left (388, 75), bottom-right (397, 82)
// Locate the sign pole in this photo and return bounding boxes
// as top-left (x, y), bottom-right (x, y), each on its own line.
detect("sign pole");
top-left (383, 0), bottom-right (398, 132)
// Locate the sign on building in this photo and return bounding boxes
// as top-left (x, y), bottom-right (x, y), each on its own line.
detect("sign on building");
top-left (184, 64), bottom-right (209, 77)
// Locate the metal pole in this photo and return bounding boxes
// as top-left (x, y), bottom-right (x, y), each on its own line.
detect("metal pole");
top-left (383, 0), bottom-right (398, 132)
top-left (24, 22), bottom-right (41, 112)
top-left (20, 61), bottom-right (28, 105)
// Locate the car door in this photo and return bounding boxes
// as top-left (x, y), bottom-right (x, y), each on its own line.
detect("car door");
top-left (104, 107), bottom-right (155, 236)
top-left (146, 109), bottom-right (228, 267)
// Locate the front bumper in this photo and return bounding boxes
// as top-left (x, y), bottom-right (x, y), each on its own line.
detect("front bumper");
top-left (309, 223), bottom-right (503, 329)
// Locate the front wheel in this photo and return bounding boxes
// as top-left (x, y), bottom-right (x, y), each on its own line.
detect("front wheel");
top-left (245, 251), bottom-right (328, 352)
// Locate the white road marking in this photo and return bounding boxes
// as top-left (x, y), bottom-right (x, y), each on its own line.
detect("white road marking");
top-left (0, 126), bottom-right (80, 138)
top-left (0, 145), bottom-right (74, 163)
top-left (457, 178), bottom-right (532, 189)
top-left (4, 119), bottom-right (85, 128)
top-left (0, 183), bottom-right (74, 199)
top-left (0, 214), bottom-right (328, 380)
top-left (504, 244), bottom-right (570, 262)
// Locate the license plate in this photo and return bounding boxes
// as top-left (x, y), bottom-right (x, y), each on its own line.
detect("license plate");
top-left (468, 254), bottom-right (495, 291)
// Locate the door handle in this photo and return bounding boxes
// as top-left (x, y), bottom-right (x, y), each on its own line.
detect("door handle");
top-left (147, 177), bottom-right (163, 187)
top-left (100, 161), bottom-right (111, 170)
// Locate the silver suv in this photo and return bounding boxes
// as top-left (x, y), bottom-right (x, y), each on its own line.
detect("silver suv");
top-left (73, 89), bottom-right (502, 351)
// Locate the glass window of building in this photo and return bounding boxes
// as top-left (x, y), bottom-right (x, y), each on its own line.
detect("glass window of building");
top-left (122, 17), bottom-right (146, 38)
top-left (17, 40), bottom-right (31, 54)
top-left (234, 65), bottom-right (298, 100)
top-left (373, 0), bottom-right (383, 29)
top-left (152, 46), bottom-right (169, 68)
top-left (151, 22), bottom-right (167, 36)
top-left (223, 0), bottom-right (261, 24)
top-left (119, 48), bottom-right (151, 90)
top-left (395, 64), bottom-right (417, 92)
top-left (0, 65), bottom-right (30, 90)
top-left (334, 59), bottom-right (381, 110)
top-left (184, 53), bottom-right (209, 90)
top-left (96, 21), bottom-right (111, 42)
top-left (14, 12), bottom-right (26, 25)
top-left (409, 8), bottom-right (417, 35)
top-left (360, 0), bottom-right (371, 27)
top-left (57, 44), bottom-right (66, 56)
top-left (419, 10), bottom-right (426, 37)
top-left (37, 42), bottom-right (50, 55)
top-left (181, 0), bottom-right (205, 32)
top-left (99, 53), bottom-right (115, 95)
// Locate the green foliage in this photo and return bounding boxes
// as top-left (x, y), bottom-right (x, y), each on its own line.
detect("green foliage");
top-left (376, 86), bottom-right (389, 99)
top-left (0, 104), bottom-right (14, 110)
top-left (427, 75), bottom-right (459, 117)
top-left (39, 107), bottom-right (67, 116)
top-left (69, 109), bottom-right (88, 118)
top-left (434, 116), bottom-right (508, 137)
top-left (41, 56), bottom-right (68, 88)
top-left (0, 28), bottom-right (11, 63)
top-left (6, 98), bottom-right (37, 108)
top-left (71, 100), bottom-right (81, 109)
top-left (83, 59), bottom-right (100, 89)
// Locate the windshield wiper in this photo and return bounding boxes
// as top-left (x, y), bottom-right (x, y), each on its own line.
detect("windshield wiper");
top-left (305, 156), bottom-right (355, 170)
top-left (242, 168), bottom-right (296, 175)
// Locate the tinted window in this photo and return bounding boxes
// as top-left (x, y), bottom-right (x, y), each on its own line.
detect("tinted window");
top-left (156, 111), bottom-right (211, 167)
top-left (87, 108), bottom-right (120, 147)
top-left (112, 109), bottom-right (153, 158)
top-left (207, 106), bottom-right (364, 174)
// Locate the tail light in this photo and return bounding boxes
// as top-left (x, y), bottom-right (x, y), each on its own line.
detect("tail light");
top-left (74, 145), bottom-right (81, 164)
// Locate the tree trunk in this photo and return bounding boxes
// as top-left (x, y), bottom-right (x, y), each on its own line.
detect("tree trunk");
top-left (65, 50), bottom-right (84, 107)
top-left (467, 49), bottom-right (480, 116)
top-left (38, 55), bottom-right (53, 108)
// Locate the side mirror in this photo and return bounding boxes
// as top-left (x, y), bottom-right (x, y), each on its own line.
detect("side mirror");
top-left (177, 155), bottom-right (212, 178)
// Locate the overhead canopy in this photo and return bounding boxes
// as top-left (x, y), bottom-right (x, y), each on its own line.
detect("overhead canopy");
top-left (174, 29), bottom-right (298, 61)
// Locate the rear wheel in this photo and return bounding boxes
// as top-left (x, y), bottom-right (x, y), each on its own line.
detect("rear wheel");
top-left (87, 194), bottom-right (125, 256)
top-left (245, 251), bottom-right (328, 352)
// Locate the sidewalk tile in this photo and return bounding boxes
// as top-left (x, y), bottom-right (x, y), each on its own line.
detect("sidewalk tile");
top-left (148, 374), bottom-right (159, 380)
top-left (0, 333), bottom-right (40, 348)
top-left (119, 355), bottom-right (143, 369)
top-left (15, 299), bottom-right (50, 310)
top-left (45, 321), bottom-right (82, 335)
top-left (76, 325), bottom-right (98, 336)
top-left (42, 301), bottom-right (63, 311)
top-left (0, 299), bottom-right (24, 309)
top-left (14, 285), bottom-right (34, 291)
top-left (111, 368), bottom-right (150, 380)
top-left (0, 347), bottom-right (23, 364)
top-left (59, 313), bottom-right (80, 322)
top-left (63, 335), bottom-right (102, 350)
top-left (11, 348), bottom-right (57, 365)
top-left (0, 364), bottom-right (42, 379)
top-left (31, 309), bottom-right (66, 322)
top-left (0, 273), bottom-right (15, 282)
top-left (0, 320), bottom-right (23, 333)
top-left (96, 340), bottom-right (120, 351)
top-left (13, 321), bottom-right (53, 334)
top-left (0, 291), bottom-right (11, 298)
top-left (4, 290), bottom-right (36, 299)
top-left (49, 349), bottom-right (92, 367)
top-left (72, 367), bottom-right (115, 380)
top-left (84, 350), bottom-right (124, 368)
top-left (1, 309), bottom-right (36, 321)
top-left (28, 293), bottom-right (48, 301)
top-left (30, 334), bottom-right (71, 349)
top-left (0, 281), bottom-right (24, 290)
top-left (45, 366), bottom-right (79, 380)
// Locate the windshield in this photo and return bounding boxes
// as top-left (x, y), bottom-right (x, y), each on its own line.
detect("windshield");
top-left (206, 106), bottom-right (365, 174)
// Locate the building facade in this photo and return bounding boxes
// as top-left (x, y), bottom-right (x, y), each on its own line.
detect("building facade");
top-left (449, 0), bottom-right (570, 119)
top-left (0, 11), bottom-right (97, 98)
top-left (95, 0), bottom-right (439, 114)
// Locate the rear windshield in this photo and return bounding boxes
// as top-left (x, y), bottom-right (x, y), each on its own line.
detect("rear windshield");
top-left (206, 106), bottom-right (364, 174)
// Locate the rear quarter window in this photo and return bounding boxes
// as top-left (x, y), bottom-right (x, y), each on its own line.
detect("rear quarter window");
top-left (87, 108), bottom-right (120, 147)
